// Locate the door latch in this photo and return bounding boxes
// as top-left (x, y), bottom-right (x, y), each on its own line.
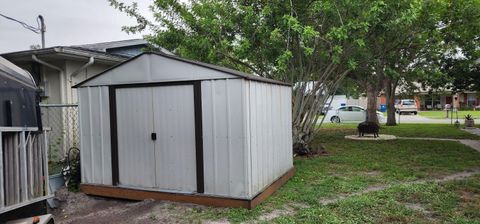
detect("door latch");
top-left (151, 133), bottom-right (157, 141)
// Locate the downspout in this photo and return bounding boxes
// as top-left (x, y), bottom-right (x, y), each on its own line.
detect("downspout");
top-left (32, 54), bottom-right (66, 103)
top-left (70, 57), bottom-right (94, 78)
top-left (68, 57), bottom-right (94, 104)
top-left (32, 54), bottom-right (68, 156)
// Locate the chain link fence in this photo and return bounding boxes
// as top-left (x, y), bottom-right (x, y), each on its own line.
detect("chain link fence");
top-left (40, 104), bottom-right (79, 163)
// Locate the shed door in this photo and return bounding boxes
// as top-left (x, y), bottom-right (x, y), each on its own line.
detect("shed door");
top-left (152, 85), bottom-right (196, 192)
top-left (116, 87), bottom-right (156, 188)
top-left (115, 85), bottom-right (197, 193)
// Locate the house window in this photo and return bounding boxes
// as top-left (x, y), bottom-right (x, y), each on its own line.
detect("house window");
top-left (424, 94), bottom-right (441, 109)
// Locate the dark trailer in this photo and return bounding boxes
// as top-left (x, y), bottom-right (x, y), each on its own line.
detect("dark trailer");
top-left (0, 56), bottom-right (51, 221)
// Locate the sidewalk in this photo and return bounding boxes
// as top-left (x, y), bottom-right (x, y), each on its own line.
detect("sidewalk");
top-left (398, 128), bottom-right (480, 153)
top-left (394, 114), bottom-right (480, 124)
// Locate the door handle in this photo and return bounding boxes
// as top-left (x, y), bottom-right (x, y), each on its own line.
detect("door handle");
top-left (151, 133), bottom-right (157, 141)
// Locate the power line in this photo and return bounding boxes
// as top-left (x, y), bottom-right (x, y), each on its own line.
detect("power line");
top-left (0, 13), bottom-right (46, 48)
top-left (0, 13), bottom-right (40, 33)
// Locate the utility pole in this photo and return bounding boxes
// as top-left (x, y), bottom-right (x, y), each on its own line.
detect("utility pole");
top-left (38, 15), bottom-right (46, 48)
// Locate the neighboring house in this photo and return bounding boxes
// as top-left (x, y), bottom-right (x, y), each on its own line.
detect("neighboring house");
top-left (1, 39), bottom-right (151, 104)
top-left (391, 83), bottom-right (479, 110)
top-left (407, 91), bottom-right (478, 110)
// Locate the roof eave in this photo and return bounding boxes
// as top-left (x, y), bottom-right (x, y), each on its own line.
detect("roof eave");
top-left (1, 47), bottom-right (127, 63)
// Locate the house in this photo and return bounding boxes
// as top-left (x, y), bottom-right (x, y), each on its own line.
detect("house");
top-left (414, 91), bottom-right (479, 110)
top-left (1, 39), bottom-right (152, 104)
top-left (392, 83), bottom-right (479, 110)
top-left (1, 39), bottom-right (168, 159)
top-left (74, 52), bottom-right (294, 209)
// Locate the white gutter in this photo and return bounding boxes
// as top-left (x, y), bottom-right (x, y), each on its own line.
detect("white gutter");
top-left (32, 54), bottom-right (66, 103)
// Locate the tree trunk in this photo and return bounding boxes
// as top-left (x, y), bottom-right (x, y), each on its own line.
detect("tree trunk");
top-left (384, 78), bottom-right (397, 126)
top-left (366, 81), bottom-right (379, 123)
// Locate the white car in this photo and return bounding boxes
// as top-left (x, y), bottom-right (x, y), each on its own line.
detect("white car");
top-left (326, 105), bottom-right (385, 123)
top-left (395, 99), bottom-right (418, 115)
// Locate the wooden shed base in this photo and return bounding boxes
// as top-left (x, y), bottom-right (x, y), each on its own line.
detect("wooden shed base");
top-left (81, 167), bottom-right (294, 209)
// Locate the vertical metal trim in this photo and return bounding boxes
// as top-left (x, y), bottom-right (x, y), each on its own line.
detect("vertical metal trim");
top-left (99, 88), bottom-right (105, 184)
top-left (109, 86), bottom-right (119, 186)
top-left (210, 81), bottom-right (217, 193)
top-left (43, 130), bottom-right (49, 196)
top-left (87, 88), bottom-right (95, 182)
top-left (225, 80), bottom-right (231, 195)
top-left (194, 81), bottom-right (204, 193)
top-left (13, 133), bottom-right (19, 203)
top-left (0, 131), bottom-right (3, 208)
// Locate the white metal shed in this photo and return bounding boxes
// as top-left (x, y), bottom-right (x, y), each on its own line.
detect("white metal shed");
top-left (74, 52), bottom-right (293, 208)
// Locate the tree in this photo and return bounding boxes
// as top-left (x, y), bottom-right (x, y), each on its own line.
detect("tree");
top-left (381, 0), bottom-right (446, 125)
top-left (439, 0), bottom-right (480, 92)
top-left (349, 0), bottom-right (448, 125)
top-left (445, 59), bottom-right (480, 92)
top-left (109, 0), bottom-right (385, 151)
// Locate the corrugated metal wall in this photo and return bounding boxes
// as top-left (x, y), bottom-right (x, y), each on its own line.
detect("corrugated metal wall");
top-left (246, 81), bottom-right (293, 197)
top-left (201, 79), bottom-right (293, 199)
top-left (201, 79), bottom-right (250, 198)
top-left (78, 86), bottom-right (112, 185)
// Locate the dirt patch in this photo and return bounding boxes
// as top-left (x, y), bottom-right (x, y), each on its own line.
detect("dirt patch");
top-left (203, 220), bottom-right (231, 224)
top-left (459, 190), bottom-right (477, 202)
top-left (403, 202), bottom-right (438, 221)
top-left (433, 168), bottom-right (480, 182)
top-left (289, 202), bottom-right (310, 209)
top-left (257, 207), bottom-right (295, 222)
top-left (49, 188), bottom-right (207, 223)
top-left (319, 184), bottom-right (390, 205)
top-left (364, 171), bottom-right (382, 176)
top-left (404, 202), bottom-right (427, 212)
top-left (257, 203), bottom-right (309, 222)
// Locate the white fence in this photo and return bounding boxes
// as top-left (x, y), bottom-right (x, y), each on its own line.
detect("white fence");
top-left (0, 127), bottom-right (51, 214)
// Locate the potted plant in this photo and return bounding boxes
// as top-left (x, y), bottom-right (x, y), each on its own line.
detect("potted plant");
top-left (465, 114), bottom-right (475, 128)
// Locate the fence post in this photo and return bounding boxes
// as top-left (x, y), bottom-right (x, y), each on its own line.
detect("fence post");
top-left (20, 130), bottom-right (28, 202)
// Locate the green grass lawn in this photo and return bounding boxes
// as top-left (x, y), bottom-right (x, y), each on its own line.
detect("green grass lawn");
top-left (282, 175), bottom-right (480, 223)
top-left (183, 124), bottom-right (480, 223)
top-left (418, 110), bottom-right (480, 119)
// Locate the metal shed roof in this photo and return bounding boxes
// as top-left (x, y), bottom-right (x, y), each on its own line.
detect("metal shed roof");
top-left (73, 39), bottom-right (148, 52)
top-left (73, 52), bottom-right (290, 87)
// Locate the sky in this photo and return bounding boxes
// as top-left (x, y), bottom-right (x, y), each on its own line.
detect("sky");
top-left (0, 0), bottom-right (152, 53)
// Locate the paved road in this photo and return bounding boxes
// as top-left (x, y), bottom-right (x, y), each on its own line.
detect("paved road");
top-left (390, 114), bottom-right (480, 124)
